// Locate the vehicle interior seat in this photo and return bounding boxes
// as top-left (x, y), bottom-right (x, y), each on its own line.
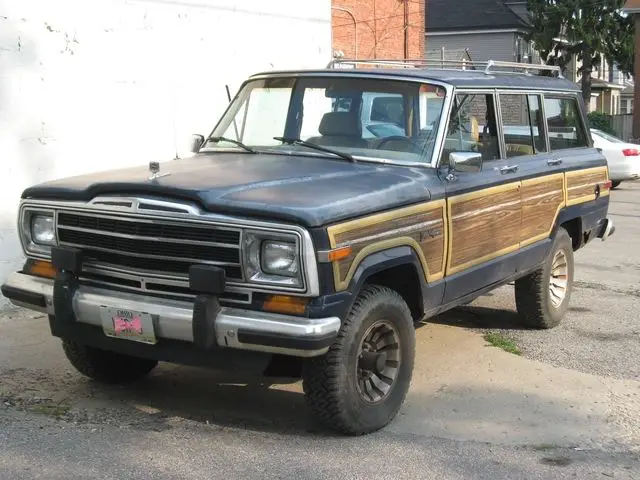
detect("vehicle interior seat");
top-left (472, 116), bottom-right (500, 161)
top-left (505, 143), bottom-right (534, 156)
top-left (307, 112), bottom-right (369, 148)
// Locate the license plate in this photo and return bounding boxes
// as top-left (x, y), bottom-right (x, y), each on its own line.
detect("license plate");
top-left (99, 307), bottom-right (156, 344)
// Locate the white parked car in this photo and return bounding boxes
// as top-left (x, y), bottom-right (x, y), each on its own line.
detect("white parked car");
top-left (590, 128), bottom-right (640, 188)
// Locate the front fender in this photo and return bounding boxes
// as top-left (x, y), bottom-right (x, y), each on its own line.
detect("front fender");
top-left (346, 245), bottom-right (437, 318)
top-left (349, 245), bottom-right (425, 291)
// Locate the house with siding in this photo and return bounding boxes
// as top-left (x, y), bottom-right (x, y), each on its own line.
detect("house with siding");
top-left (425, 0), bottom-right (535, 65)
top-left (425, 0), bottom-right (633, 115)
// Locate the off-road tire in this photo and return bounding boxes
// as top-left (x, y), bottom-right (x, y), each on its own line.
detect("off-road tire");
top-left (62, 340), bottom-right (158, 384)
top-left (302, 285), bottom-right (415, 435)
top-left (515, 227), bottom-right (574, 329)
top-left (611, 180), bottom-right (621, 189)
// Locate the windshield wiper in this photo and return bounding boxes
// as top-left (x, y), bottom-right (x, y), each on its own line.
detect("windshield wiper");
top-left (273, 137), bottom-right (356, 163)
top-left (206, 136), bottom-right (257, 153)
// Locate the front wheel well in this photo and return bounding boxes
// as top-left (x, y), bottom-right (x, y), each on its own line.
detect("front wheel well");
top-left (560, 217), bottom-right (582, 251)
top-left (363, 263), bottom-right (423, 321)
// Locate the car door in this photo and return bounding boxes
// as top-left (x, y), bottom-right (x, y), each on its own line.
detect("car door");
top-left (441, 90), bottom-right (523, 304)
top-left (496, 91), bottom-right (567, 272)
top-left (543, 94), bottom-right (608, 206)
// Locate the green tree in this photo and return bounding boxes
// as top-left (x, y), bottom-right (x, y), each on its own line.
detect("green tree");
top-left (526, 0), bottom-right (634, 105)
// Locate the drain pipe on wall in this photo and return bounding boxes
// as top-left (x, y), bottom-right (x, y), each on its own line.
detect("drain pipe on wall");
top-left (403, 0), bottom-right (409, 59)
top-left (331, 6), bottom-right (357, 58)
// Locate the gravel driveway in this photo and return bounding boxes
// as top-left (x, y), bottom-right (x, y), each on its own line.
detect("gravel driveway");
top-left (447, 181), bottom-right (640, 381)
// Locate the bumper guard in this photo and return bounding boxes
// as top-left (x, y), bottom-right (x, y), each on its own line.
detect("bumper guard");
top-left (1, 271), bottom-right (340, 358)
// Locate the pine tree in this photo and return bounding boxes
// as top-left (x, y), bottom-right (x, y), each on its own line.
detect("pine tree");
top-left (526, 0), bottom-right (634, 105)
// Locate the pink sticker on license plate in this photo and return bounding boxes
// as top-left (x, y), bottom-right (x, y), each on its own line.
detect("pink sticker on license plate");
top-left (113, 315), bottom-right (143, 335)
top-left (99, 307), bottom-right (156, 344)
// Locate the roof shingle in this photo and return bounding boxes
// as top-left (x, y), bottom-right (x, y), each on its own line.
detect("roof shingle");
top-left (426, 0), bottom-right (531, 32)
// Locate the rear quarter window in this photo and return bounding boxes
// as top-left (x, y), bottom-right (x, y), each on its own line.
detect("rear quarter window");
top-left (543, 96), bottom-right (589, 150)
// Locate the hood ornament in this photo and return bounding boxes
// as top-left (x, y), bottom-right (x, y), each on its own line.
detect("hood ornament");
top-left (148, 161), bottom-right (170, 181)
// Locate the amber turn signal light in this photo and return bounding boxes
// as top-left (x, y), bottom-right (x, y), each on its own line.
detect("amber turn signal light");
top-left (263, 295), bottom-right (308, 315)
top-left (327, 246), bottom-right (352, 262)
top-left (26, 260), bottom-right (56, 279)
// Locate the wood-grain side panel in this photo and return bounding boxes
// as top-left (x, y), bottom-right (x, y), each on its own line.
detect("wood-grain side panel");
top-left (566, 166), bottom-right (609, 206)
top-left (520, 174), bottom-right (565, 246)
top-left (327, 201), bottom-right (447, 291)
top-left (420, 218), bottom-right (446, 276)
top-left (447, 183), bottom-right (521, 275)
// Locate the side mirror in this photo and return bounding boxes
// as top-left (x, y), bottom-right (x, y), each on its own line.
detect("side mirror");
top-left (189, 134), bottom-right (205, 153)
top-left (449, 152), bottom-right (483, 173)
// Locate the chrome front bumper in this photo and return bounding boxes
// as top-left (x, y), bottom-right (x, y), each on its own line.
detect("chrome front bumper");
top-left (1, 272), bottom-right (340, 357)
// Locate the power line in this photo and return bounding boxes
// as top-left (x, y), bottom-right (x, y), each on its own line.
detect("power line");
top-left (332, 7), bottom-right (424, 30)
top-left (333, 7), bottom-right (424, 26)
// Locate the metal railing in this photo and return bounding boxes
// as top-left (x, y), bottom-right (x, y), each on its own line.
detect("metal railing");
top-left (326, 58), bottom-right (563, 78)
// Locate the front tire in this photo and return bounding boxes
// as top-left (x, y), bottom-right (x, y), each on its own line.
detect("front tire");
top-left (62, 340), bottom-right (158, 384)
top-left (611, 180), bottom-right (621, 189)
top-left (515, 227), bottom-right (574, 329)
top-left (302, 285), bottom-right (415, 435)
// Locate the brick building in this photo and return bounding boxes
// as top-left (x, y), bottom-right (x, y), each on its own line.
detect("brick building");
top-left (331, 0), bottom-right (425, 60)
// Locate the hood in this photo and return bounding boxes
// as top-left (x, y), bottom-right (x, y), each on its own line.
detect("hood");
top-left (21, 152), bottom-right (437, 227)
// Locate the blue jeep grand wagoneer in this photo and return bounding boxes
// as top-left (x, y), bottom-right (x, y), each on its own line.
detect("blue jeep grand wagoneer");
top-left (2, 59), bottom-right (615, 435)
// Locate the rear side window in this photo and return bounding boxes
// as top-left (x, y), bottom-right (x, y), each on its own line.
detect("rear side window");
top-left (543, 97), bottom-right (589, 150)
top-left (499, 93), bottom-right (548, 158)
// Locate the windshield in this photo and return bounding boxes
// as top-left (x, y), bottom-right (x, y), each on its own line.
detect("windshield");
top-left (591, 129), bottom-right (624, 144)
top-left (202, 76), bottom-right (448, 164)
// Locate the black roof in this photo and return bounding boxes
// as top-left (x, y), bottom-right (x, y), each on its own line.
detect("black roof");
top-left (426, 0), bottom-right (531, 32)
top-left (249, 68), bottom-right (580, 92)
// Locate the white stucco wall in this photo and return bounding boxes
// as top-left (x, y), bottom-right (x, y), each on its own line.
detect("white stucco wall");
top-left (0, 0), bottom-right (331, 309)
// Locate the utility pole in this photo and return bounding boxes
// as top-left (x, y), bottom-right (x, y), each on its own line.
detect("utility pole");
top-left (622, 1), bottom-right (640, 140)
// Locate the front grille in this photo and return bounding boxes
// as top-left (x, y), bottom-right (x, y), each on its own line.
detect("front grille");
top-left (56, 211), bottom-right (243, 280)
top-left (58, 213), bottom-right (239, 244)
top-left (79, 271), bottom-right (252, 304)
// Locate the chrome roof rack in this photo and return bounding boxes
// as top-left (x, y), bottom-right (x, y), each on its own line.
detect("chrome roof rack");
top-left (326, 58), bottom-right (563, 78)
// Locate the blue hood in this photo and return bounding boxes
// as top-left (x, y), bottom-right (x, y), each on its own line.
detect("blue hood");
top-left (21, 152), bottom-right (438, 227)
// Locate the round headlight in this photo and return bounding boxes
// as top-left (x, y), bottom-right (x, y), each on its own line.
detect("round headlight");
top-left (261, 241), bottom-right (299, 277)
top-left (31, 215), bottom-right (55, 245)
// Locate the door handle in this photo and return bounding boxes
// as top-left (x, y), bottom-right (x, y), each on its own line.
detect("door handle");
top-left (547, 158), bottom-right (563, 166)
top-left (500, 165), bottom-right (519, 174)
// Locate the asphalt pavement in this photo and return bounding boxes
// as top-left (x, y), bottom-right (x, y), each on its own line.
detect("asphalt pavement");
top-left (1, 182), bottom-right (639, 479)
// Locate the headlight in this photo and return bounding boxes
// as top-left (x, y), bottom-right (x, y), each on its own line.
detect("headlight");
top-left (243, 231), bottom-right (303, 288)
top-left (261, 241), bottom-right (299, 276)
top-left (31, 215), bottom-right (56, 245)
top-left (20, 208), bottom-right (57, 256)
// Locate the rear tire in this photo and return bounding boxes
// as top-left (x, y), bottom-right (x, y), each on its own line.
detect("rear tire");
top-left (611, 180), bottom-right (621, 189)
top-left (62, 340), bottom-right (158, 384)
top-left (302, 285), bottom-right (415, 435)
top-left (515, 228), bottom-right (574, 329)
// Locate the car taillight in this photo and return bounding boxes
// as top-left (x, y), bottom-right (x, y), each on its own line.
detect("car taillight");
top-left (622, 148), bottom-right (639, 156)
top-left (602, 180), bottom-right (613, 190)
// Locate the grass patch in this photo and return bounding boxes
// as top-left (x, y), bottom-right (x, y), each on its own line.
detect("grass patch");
top-left (532, 443), bottom-right (558, 451)
top-left (27, 403), bottom-right (70, 417)
top-left (483, 332), bottom-right (521, 355)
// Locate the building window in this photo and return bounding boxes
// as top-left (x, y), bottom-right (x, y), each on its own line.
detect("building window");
top-left (515, 36), bottom-right (532, 64)
top-left (626, 99), bottom-right (634, 114)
